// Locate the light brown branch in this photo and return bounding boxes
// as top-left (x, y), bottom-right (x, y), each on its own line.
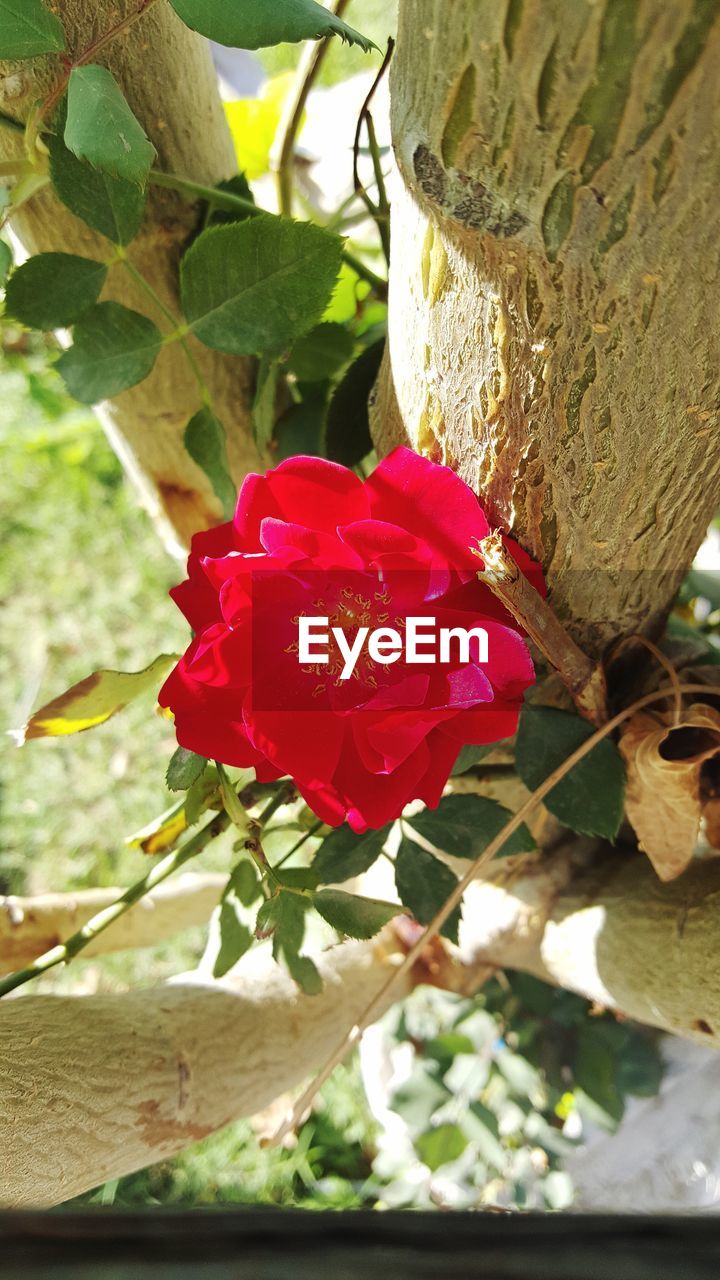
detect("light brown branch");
top-left (0, 873), bottom-right (227, 975)
top-left (475, 530), bottom-right (608, 724)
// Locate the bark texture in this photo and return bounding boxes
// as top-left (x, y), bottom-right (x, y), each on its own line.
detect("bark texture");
top-left (374, 0), bottom-right (720, 652)
top-left (0, 873), bottom-right (226, 974)
top-left (5, 845), bottom-right (720, 1206)
top-left (0, 939), bottom-right (413, 1208)
top-left (0, 0), bottom-right (261, 550)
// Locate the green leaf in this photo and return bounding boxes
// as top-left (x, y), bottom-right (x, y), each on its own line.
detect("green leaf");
top-left (65, 65), bottom-right (156, 187)
top-left (416, 1123), bottom-right (468, 1172)
top-left (252, 355), bottom-right (280, 452)
top-left (573, 1025), bottom-right (624, 1129)
top-left (5, 253), bottom-right (107, 329)
top-left (17, 653), bottom-right (177, 741)
top-left (180, 217), bottom-right (343, 356)
top-left (288, 322), bottom-right (354, 382)
top-left (207, 863), bottom-right (261, 978)
top-left (0, 0), bottom-right (65, 58)
top-left (184, 407), bottom-right (236, 520)
top-left (166, 746), bottom-right (207, 792)
top-left (48, 134), bottom-right (145, 244)
top-left (312, 823), bottom-right (391, 884)
top-left (405, 794), bottom-right (536, 861)
top-left (257, 890), bottom-right (322, 995)
top-left (184, 765), bottom-right (221, 826)
top-left (207, 173), bottom-right (256, 225)
top-left (313, 888), bottom-right (400, 940)
top-left (213, 897), bottom-right (253, 977)
top-left (0, 239), bottom-right (12, 285)
top-left (126, 799), bottom-right (188, 856)
top-left (391, 1063), bottom-right (448, 1131)
top-left (394, 836), bottom-right (461, 943)
top-left (515, 704), bottom-right (626, 839)
top-left (324, 338), bottom-right (383, 467)
top-left (273, 400), bottom-right (324, 461)
top-left (451, 743), bottom-right (493, 775)
top-left (56, 301), bottom-right (162, 404)
top-left (168, 0), bottom-right (376, 51)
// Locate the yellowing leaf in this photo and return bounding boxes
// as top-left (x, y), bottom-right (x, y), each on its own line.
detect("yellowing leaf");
top-left (16, 654), bottom-right (178, 742)
top-left (619, 702), bottom-right (720, 880)
top-left (224, 74), bottom-right (297, 180)
top-left (127, 801), bottom-right (188, 855)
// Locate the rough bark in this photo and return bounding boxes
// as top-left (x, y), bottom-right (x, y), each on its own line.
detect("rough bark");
top-left (374, 0), bottom-right (720, 653)
top-left (0, 873), bottom-right (226, 974)
top-left (0, 938), bottom-right (412, 1208)
top-left (0, 0), bottom-right (261, 550)
top-left (5, 846), bottom-right (720, 1206)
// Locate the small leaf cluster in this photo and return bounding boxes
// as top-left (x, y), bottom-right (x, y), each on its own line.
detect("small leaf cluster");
top-left (374, 972), bottom-right (662, 1209)
top-left (0, 0), bottom-right (381, 510)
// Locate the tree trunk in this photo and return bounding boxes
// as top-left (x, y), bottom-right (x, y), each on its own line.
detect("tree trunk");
top-left (0, 0), bottom-right (261, 550)
top-left (374, 0), bottom-right (720, 653)
top-left (0, 938), bottom-right (413, 1208)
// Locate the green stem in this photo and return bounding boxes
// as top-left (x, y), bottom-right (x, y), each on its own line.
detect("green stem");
top-left (0, 809), bottom-right (230, 999)
top-left (273, 0), bottom-right (351, 217)
top-left (119, 254), bottom-right (212, 406)
top-left (148, 169), bottom-right (388, 298)
top-left (273, 820), bottom-right (324, 871)
top-left (365, 114), bottom-right (391, 265)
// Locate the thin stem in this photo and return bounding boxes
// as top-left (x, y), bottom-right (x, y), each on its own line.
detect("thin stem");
top-left (364, 115), bottom-right (391, 264)
top-left (31, 0), bottom-right (161, 135)
top-left (273, 821), bottom-right (324, 871)
top-left (273, 0), bottom-right (351, 217)
top-left (352, 39), bottom-right (394, 267)
top-left (148, 169), bottom-right (388, 298)
top-left (268, 679), bottom-right (716, 1146)
top-left (0, 809), bottom-right (230, 999)
top-left (119, 254), bottom-right (211, 405)
top-left (611, 633), bottom-right (684, 727)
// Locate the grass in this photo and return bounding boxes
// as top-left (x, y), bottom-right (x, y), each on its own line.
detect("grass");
top-left (0, 334), bottom-right (383, 1205)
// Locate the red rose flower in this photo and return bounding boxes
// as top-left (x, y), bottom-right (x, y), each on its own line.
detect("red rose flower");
top-left (160, 448), bottom-right (542, 831)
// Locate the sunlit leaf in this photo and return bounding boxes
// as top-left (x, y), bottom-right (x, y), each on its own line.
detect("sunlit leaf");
top-left (168, 0), bottom-right (376, 51)
top-left (166, 746), bottom-right (207, 792)
top-left (17, 653), bottom-right (177, 741)
top-left (181, 217), bottom-right (343, 356)
top-left (405, 794), bottom-right (535, 861)
top-left (313, 888), bottom-right (400, 940)
top-left (312, 823), bottom-right (391, 884)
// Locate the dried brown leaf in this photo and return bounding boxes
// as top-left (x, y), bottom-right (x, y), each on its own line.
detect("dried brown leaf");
top-left (619, 703), bottom-right (720, 881)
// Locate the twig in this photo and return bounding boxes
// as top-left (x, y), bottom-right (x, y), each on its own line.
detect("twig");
top-left (473, 531), bottom-right (608, 725)
top-left (267, 679), bottom-right (713, 1146)
top-left (0, 809), bottom-right (230, 998)
top-left (611, 633), bottom-right (684, 726)
top-left (352, 38), bottom-right (394, 265)
top-left (273, 0), bottom-right (351, 217)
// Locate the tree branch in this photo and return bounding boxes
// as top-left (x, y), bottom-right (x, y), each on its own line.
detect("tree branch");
top-left (0, 873), bottom-right (227, 974)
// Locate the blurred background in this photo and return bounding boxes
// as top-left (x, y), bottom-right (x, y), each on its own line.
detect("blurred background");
top-left (2, 0), bottom-right (720, 1215)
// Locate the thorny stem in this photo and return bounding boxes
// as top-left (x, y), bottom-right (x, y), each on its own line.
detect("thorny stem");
top-left (273, 0), bottom-right (352, 218)
top-left (148, 169), bottom-right (389, 298)
top-left (267, 679), bottom-right (717, 1147)
top-left (0, 808), bottom-right (230, 998)
top-left (474, 531), bottom-right (608, 726)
